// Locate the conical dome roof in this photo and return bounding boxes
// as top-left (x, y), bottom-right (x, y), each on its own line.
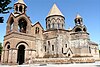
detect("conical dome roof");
top-left (47, 4), bottom-right (64, 17)
top-left (15, 0), bottom-right (26, 5)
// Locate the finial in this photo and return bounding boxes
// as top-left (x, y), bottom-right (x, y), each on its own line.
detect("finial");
top-left (76, 14), bottom-right (81, 19)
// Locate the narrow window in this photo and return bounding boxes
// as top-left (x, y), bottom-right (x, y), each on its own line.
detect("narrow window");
top-left (52, 23), bottom-right (54, 28)
top-left (35, 27), bottom-right (39, 34)
top-left (19, 6), bottom-right (22, 12)
top-left (58, 23), bottom-right (60, 29)
top-left (62, 48), bottom-right (63, 53)
top-left (48, 24), bottom-right (50, 29)
top-left (89, 47), bottom-right (91, 53)
top-left (52, 45), bottom-right (54, 51)
top-left (62, 24), bottom-right (63, 28)
top-left (16, 6), bottom-right (18, 12)
top-left (65, 44), bottom-right (67, 48)
top-left (48, 41), bottom-right (50, 46)
top-left (45, 46), bottom-right (46, 52)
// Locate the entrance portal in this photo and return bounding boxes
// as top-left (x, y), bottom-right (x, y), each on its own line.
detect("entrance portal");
top-left (17, 45), bottom-right (25, 65)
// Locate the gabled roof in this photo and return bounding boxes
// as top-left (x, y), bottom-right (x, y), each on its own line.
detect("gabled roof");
top-left (47, 4), bottom-right (64, 17)
top-left (15, 0), bottom-right (26, 5)
top-left (32, 22), bottom-right (44, 30)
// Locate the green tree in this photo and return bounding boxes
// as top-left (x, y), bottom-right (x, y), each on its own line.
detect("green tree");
top-left (0, 43), bottom-right (2, 55)
top-left (0, 0), bottom-right (12, 23)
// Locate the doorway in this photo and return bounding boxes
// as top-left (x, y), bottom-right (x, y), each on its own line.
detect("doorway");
top-left (17, 45), bottom-right (25, 65)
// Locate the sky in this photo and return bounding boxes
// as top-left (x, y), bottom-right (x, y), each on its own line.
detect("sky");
top-left (0, 0), bottom-right (100, 46)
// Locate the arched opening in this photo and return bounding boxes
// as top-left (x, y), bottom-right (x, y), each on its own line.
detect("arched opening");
top-left (17, 45), bottom-right (25, 65)
top-left (19, 6), bottom-right (22, 12)
top-left (75, 28), bottom-right (82, 32)
top-left (15, 6), bottom-right (18, 12)
top-left (18, 18), bottom-right (27, 33)
top-left (83, 28), bottom-right (86, 32)
top-left (9, 18), bottom-right (14, 32)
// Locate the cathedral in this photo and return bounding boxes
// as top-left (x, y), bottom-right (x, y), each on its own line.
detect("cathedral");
top-left (1, 0), bottom-right (99, 65)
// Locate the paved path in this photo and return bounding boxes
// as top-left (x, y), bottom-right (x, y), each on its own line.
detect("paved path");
top-left (0, 62), bottom-right (100, 67)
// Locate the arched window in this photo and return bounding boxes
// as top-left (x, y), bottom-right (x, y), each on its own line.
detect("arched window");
top-left (83, 28), bottom-right (86, 32)
top-left (19, 6), bottom-right (22, 12)
top-left (18, 19), bottom-right (27, 33)
top-left (35, 27), bottom-right (39, 34)
top-left (45, 46), bottom-right (46, 52)
top-left (16, 6), bottom-right (18, 12)
top-left (52, 23), bottom-right (54, 29)
top-left (52, 45), bottom-right (54, 51)
top-left (75, 28), bottom-right (82, 32)
top-left (48, 24), bottom-right (50, 29)
top-left (48, 41), bottom-right (50, 46)
top-left (89, 47), bottom-right (91, 53)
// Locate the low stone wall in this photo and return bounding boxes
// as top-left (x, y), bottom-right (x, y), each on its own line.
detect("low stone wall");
top-left (25, 57), bottom-right (95, 64)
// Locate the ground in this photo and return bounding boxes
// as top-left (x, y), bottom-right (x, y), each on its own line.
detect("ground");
top-left (0, 61), bottom-right (100, 67)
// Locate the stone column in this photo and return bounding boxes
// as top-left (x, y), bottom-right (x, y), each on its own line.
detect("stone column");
top-left (4, 50), bottom-right (8, 63)
top-left (11, 49), bottom-right (18, 64)
top-left (25, 49), bottom-right (28, 63)
top-left (1, 50), bottom-right (5, 63)
top-left (13, 20), bottom-right (18, 32)
top-left (6, 23), bottom-right (10, 34)
top-left (8, 49), bottom-right (12, 63)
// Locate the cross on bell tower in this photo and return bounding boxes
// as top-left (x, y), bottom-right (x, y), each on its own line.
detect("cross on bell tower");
top-left (14, 0), bottom-right (27, 14)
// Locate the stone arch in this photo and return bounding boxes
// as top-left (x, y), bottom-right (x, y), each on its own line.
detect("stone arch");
top-left (4, 41), bottom-right (10, 49)
top-left (16, 41), bottom-right (29, 49)
top-left (51, 18), bottom-right (55, 23)
top-left (16, 41), bottom-right (29, 64)
top-left (61, 19), bottom-right (64, 23)
top-left (18, 18), bottom-right (27, 33)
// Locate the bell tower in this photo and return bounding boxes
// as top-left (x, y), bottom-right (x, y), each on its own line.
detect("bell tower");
top-left (73, 14), bottom-right (87, 33)
top-left (74, 14), bottom-right (83, 25)
top-left (14, 0), bottom-right (27, 14)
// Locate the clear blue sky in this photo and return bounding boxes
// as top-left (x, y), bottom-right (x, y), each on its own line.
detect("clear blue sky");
top-left (0, 0), bottom-right (100, 46)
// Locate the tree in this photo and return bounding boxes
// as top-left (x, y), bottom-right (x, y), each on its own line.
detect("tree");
top-left (0, 43), bottom-right (2, 55)
top-left (0, 0), bottom-right (12, 23)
